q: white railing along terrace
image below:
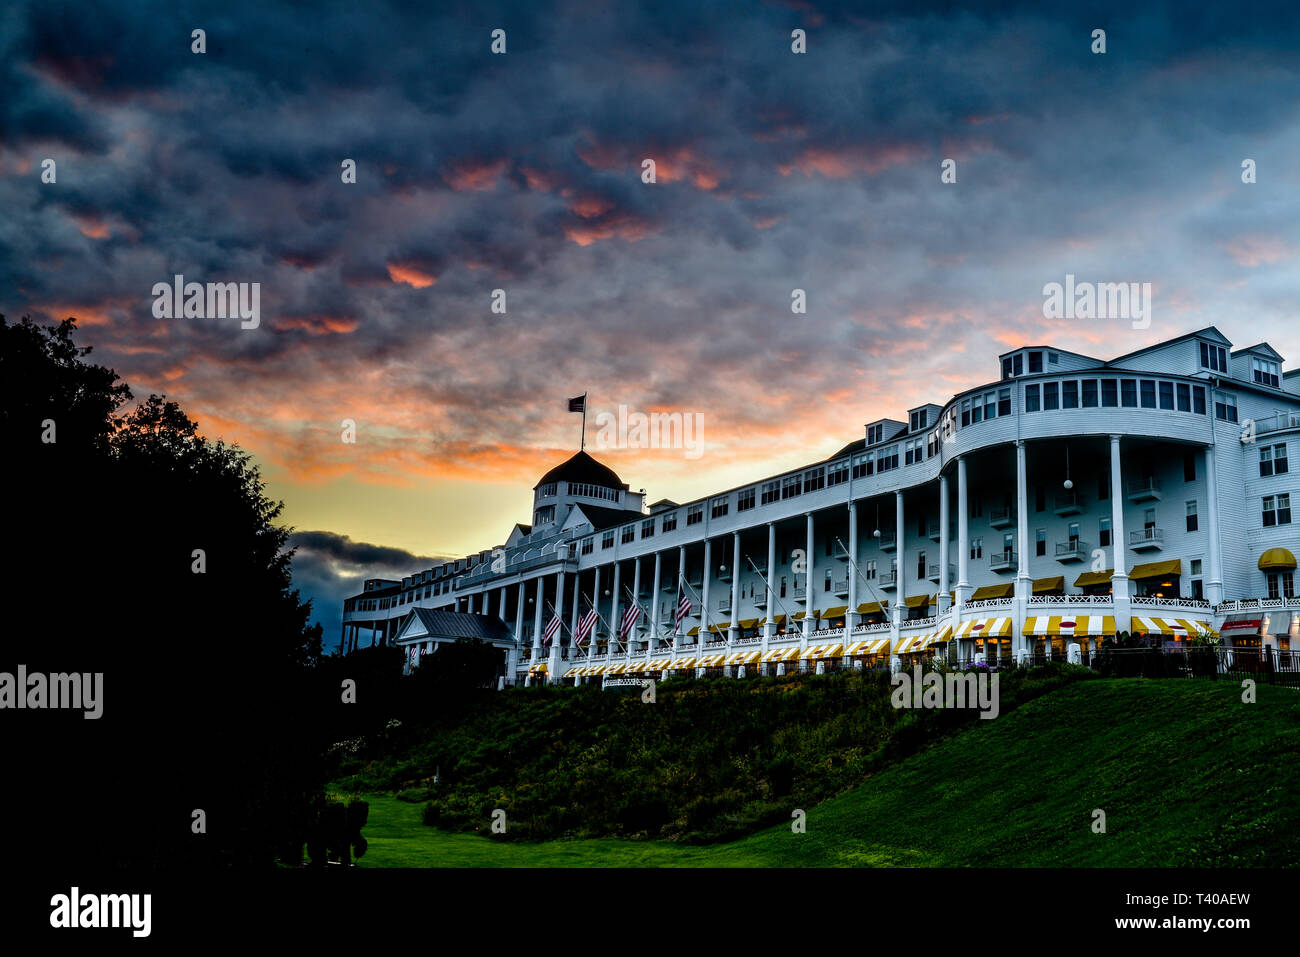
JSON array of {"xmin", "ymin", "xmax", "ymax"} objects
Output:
[
  {"xmin": 1132, "ymin": 597, "xmax": 1212, "ymax": 609},
  {"xmin": 1216, "ymin": 596, "xmax": 1300, "ymax": 612},
  {"xmin": 852, "ymin": 622, "xmax": 891, "ymax": 634},
  {"xmin": 964, "ymin": 597, "xmax": 1014, "ymax": 610},
  {"xmin": 1028, "ymin": 594, "xmax": 1112, "ymax": 605}
]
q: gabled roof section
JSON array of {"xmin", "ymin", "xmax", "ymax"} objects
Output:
[
  {"xmin": 396, "ymin": 608, "xmax": 513, "ymax": 644},
  {"xmin": 504, "ymin": 523, "xmax": 531, "ymax": 548},
  {"xmin": 1231, "ymin": 342, "xmax": 1284, "ymax": 361},
  {"xmin": 1106, "ymin": 325, "xmax": 1232, "ymax": 366},
  {"xmin": 569, "ymin": 503, "xmax": 648, "ymax": 532},
  {"xmin": 534, "ymin": 450, "xmax": 628, "ymax": 491}
]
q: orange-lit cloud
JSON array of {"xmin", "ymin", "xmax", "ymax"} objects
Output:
[{"xmin": 386, "ymin": 262, "xmax": 437, "ymax": 288}]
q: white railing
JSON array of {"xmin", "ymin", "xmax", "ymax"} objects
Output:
[
  {"xmin": 1129, "ymin": 527, "xmax": 1164, "ymax": 545},
  {"xmin": 1132, "ymin": 597, "xmax": 1213, "ymax": 610},
  {"xmin": 1216, "ymin": 597, "xmax": 1300, "ymax": 612},
  {"xmin": 809, "ymin": 627, "xmax": 841, "ymax": 638},
  {"xmin": 963, "ymin": 597, "xmax": 1014, "ymax": 610},
  {"xmin": 1028, "ymin": 594, "xmax": 1112, "ymax": 605},
  {"xmin": 903, "ymin": 614, "xmax": 938, "ymax": 629},
  {"xmin": 852, "ymin": 622, "xmax": 891, "ymax": 634},
  {"xmin": 717, "ymin": 598, "xmax": 731, "ymax": 613},
  {"xmin": 732, "ymin": 636, "xmax": 763, "ymax": 646},
  {"xmin": 1255, "ymin": 411, "xmax": 1300, "ymax": 435}
]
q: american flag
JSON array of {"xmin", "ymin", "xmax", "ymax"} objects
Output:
[
  {"xmin": 674, "ymin": 594, "xmax": 691, "ymax": 634},
  {"xmin": 543, "ymin": 616, "xmax": 562, "ymax": 646},
  {"xmin": 574, "ymin": 609, "xmax": 598, "ymax": 645},
  {"xmin": 408, "ymin": 646, "xmax": 419, "ymax": 668},
  {"xmin": 619, "ymin": 603, "xmax": 642, "ymax": 638}
]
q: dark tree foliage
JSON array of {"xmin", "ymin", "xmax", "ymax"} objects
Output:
[{"xmin": 0, "ymin": 315, "xmax": 325, "ymax": 868}]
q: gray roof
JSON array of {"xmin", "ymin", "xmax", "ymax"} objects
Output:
[{"xmin": 405, "ymin": 608, "xmax": 513, "ymax": 642}]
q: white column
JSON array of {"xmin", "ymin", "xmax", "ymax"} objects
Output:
[
  {"xmin": 1110, "ymin": 435, "xmax": 1132, "ymax": 635},
  {"xmin": 631, "ymin": 556, "xmax": 642, "ymax": 647},
  {"xmin": 610, "ymin": 561, "xmax": 622, "ymax": 653},
  {"xmin": 938, "ymin": 474, "xmax": 950, "ymax": 613},
  {"xmin": 514, "ymin": 581, "xmax": 526, "ymax": 644},
  {"xmin": 701, "ymin": 539, "xmax": 712, "ymax": 645},
  {"xmin": 498, "ymin": 587, "xmax": 507, "ymax": 620},
  {"xmin": 957, "ymin": 456, "xmax": 970, "ymax": 605},
  {"xmin": 677, "ymin": 545, "xmax": 686, "ymax": 647},
  {"xmin": 803, "ymin": 512, "xmax": 815, "ymax": 643},
  {"xmin": 570, "ymin": 573, "xmax": 580, "ymax": 638},
  {"xmin": 1204, "ymin": 444, "xmax": 1224, "ymax": 604},
  {"xmin": 846, "ymin": 502, "xmax": 859, "ymax": 636},
  {"xmin": 764, "ymin": 523, "xmax": 776, "ymax": 648},
  {"xmin": 730, "ymin": 532, "xmax": 741, "ymax": 644},
  {"xmin": 480, "ymin": 591, "xmax": 489, "ymax": 614},
  {"xmin": 893, "ymin": 490, "xmax": 905, "ymax": 630},
  {"xmin": 590, "ymin": 565, "xmax": 601, "ymax": 652},
  {"xmin": 532, "ymin": 576, "xmax": 544, "ymax": 654},
  {"xmin": 1014, "ymin": 440, "xmax": 1031, "ymax": 658},
  {"xmin": 550, "ymin": 570, "xmax": 566, "ymax": 679},
  {"xmin": 650, "ymin": 552, "xmax": 662, "ymax": 651}
]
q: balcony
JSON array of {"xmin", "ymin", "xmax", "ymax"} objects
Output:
[
  {"xmin": 716, "ymin": 567, "xmax": 732, "ymax": 583},
  {"xmin": 832, "ymin": 578, "xmax": 849, "ymax": 597},
  {"xmin": 1055, "ymin": 539, "xmax": 1089, "ymax": 563},
  {"xmin": 989, "ymin": 549, "xmax": 1016, "ymax": 573},
  {"xmin": 754, "ymin": 593, "xmax": 768, "ymax": 608},
  {"xmin": 927, "ymin": 562, "xmax": 956, "ymax": 583},
  {"xmin": 878, "ymin": 533, "xmax": 897, "ymax": 552},
  {"xmin": 927, "ymin": 520, "xmax": 941, "ymax": 542},
  {"xmin": 879, "ymin": 570, "xmax": 898, "ymax": 590},
  {"xmin": 1127, "ymin": 478, "xmax": 1162, "ymax": 503},
  {"xmin": 1053, "ymin": 491, "xmax": 1083, "ymax": 516},
  {"xmin": 989, "ymin": 507, "xmax": 1015, "ymax": 529},
  {"xmin": 1129, "ymin": 526, "xmax": 1164, "ymax": 552},
  {"xmin": 1255, "ymin": 410, "xmax": 1300, "ymax": 436},
  {"xmin": 717, "ymin": 596, "xmax": 732, "ymax": 615}
]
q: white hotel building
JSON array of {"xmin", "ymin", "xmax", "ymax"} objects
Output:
[{"xmin": 341, "ymin": 326, "xmax": 1300, "ymax": 682}]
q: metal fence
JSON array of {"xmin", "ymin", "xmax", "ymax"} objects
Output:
[{"xmin": 940, "ymin": 646, "xmax": 1300, "ymax": 686}]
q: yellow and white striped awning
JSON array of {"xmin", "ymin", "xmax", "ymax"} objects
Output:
[
  {"xmin": 666, "ymin": 657, "xmax": 697, "ymax": 670},
  {"xmin": 895, "ymin": 634, "xmax": 936, "ymax": 654},
  {"xmin": 566, "ymin": 665, "xmax": 587, "ymax": 677},
  {"xmin": 845, "ymin": 637, "xmax": 891, "ymax": 656},
  {"xmin": 1134, "ymin": 616, "xmax": 1215, "ymax": 638},
  {"xmin": 697, "ymin": 653, "xmax": 727, "ymax": 667},
  {"xmin": 1186, "ymin": 619, "xmax": 1220, "ymax": 639},
  {"xmin": 761, "ymin": 646, "xmax": 801, "ymax": 663},
  {"xmin": 800, "ymin": 642, "xmax": 843, "ymax": 660},
  {"xmin": 1023, "ymin": 615, "xmax": 1117, "ymax": 637},
  {"xmin": 528, "ymin": 663, "xmax": 548, "ymax": 675},
  {"xmin": 930, "ymin": 625, "xmax": 953, "ymax": 644},
  {"xmin": 953, "ymin": 617, "xmax": 1013, "ymax": 640},
  {"xmin": 647, "ymin": 658, "xmax": 672, "ymax": 670},
  {"xmin": 725, "ymin": 650, "xmax": 762, "ymax": 666},
  {"xmin": 606, "ymin": 662, "xmax": 630, "ymax": 674},
  {"xmin": 627, "ymin": 660, "xmax": 650, "ymax": 673}
]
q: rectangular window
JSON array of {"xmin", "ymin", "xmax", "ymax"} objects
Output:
[
  {"xmin": 1192, "ymin": 386, "xmax": 1207, "ymax": 415},
  {"xmin": 984, "ymin": 391, "xmax": 997, "ymax": 420},
  {"xmin": 851, "ymin": 454, "xmax": 871, "ymax": 480},
  {"xmin": 710, "ymin": 496, "xmax": 729, "ymax": 519},
  {"xmin": 1253, "ymin": 357, "xmax": 1281, "ymax": 388},
  {"xmin": 622, "ymin": 525, "xmax": 636, "ymax": 544},
  {"xmin": 1043, "ymin": 382, "xmax": 1059, "ymax": 410},
  {"xmin": 1158, "ymin": 381, "xmax": 1175, "ymax": 410},
  {"xmin": 961, "ymin": 398, "xmax": 971, "ymax": 428},
  {"xmin": 662, "ymin": 512, "xmax": 677, "ymax": 532},
  {"xmin": 761, "ymin": 481, "xmax": 780, "ymax": 505},
  {"xmin": 1002, "ymin": 356, "xmax": 1013, "ymax": 379},
  {"xmin": 1101, "ymin": 379, "xmax": 1119, "ymax": 407},
  {"xmin": 1081, "ymin": 379, "xmax": 1098, "ymax": 408},
  {"xmin": 1099, "ymin": 517, "xmax": 1111, "ymax": 548},
  {"xmin": 736, "ymin": 488, "xmax": 756, "ymax": 512},
  {"xmin": 1263, "ymin": 495, "xmax": 1292, "ymax": 526},
  {"xmin": 1121, "ymin": 379, "xmax": 1138, "ymax": 407},
  {"xmin": 804, "ymin": 467, "xmax": 826, "ymax": 492},
  {"xmin": 602, "ymin": 531, "xmax": 615, "ymax": 549},
  {"xmin": 1215, "ymin": 393, "xmax": 1237, "ymax": 422},
  {"xmin": 1025, "ymin": 384, "xmax": 1040, "ymax": 412},
  {"xmin": 781, "ymin": 475, "xmax": 802, "ymax": 499},
  {"xmin": 1140, "ymin": 380, "xmax": 1157, "ymax": 408},
  {"xmin": 581, "ymin": 537, "xmax": 594, "ymax": 555},
  {"xmin": 971, "ymin": 398, "xmax": 983, "ymax": 424},
  {"xmin": 970, "ymin": 537, "xmax": 983, "ymax": 560},
  {"xmin": 1261, "ymin": 443, "xmax": 1288, "ymax": 477},
  {"xmin": 1200, "ymin": 342, "xmax": 1227, "ymax": 372},
  {"xmin": 877, "ymin": 446, "xmax": 899, "ymax": 472},
  {"xmin": 998, "ymin": 388, "xmax": 1011, "ymax": 416},
  {"xmin": 1062, "ymin": 380, "xmax": 1078, "ymax": 409},
  {"xmin": 1036, "ymin": 528, "xmax": 1046, "ymax": 557},
  {"xmin": 1185, "ymin": 500, "xmax": 1198, "ymax": 532},
  {"xmin": 686, "ymin": 505, "xmax": 704, "ymax": 526},
  {"xmin": 1175, "ymin": 382, "xmax": 1190, "ymax": 412},
  {"xmin": 1013, "ymin": 354, "xmax": 1023, "ymax": 376},
  {"xmin": 1028, "ymin": 351, "xmax": 1043, "ymax": 373},
  {"xmin": 826, "ymin": 463, "xmax": 848, "ymax": 487}
]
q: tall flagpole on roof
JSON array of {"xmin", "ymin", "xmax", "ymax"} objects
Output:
[{"xmin": 582, "ymin": 393, "xmax": 588, "ymax": 451}]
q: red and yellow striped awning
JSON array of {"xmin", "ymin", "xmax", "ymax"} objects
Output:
[
  {"xmin": 953, "ymin": 617, "xmax": 1013, "ymax": 639},
  {"xmin": 845, "ymin": 637, "xmax": 891, "ymax": 656}
]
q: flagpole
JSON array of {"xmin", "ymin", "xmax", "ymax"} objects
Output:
[{"xmin": 581, "ymin": 393, "xmax": 587, "ymax": 451}]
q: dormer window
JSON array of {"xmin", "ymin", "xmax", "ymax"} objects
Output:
[
  {"xmin": 909, "ymin": 409, "xmax": 928, "ymax": 431},
  {"xmin": 1028, "ymin": 351, "xmax": 1043, "ymax": 373},
  {"xmin": 1199, "ymin": 341, "xmax": 1228, "ymax": 373},
  {"xmin": 534, "ymin": 505, "xmax": 555, "ymax": 525},
  {"xmin": 1252, "ymin": 357, "xmax": 1281, "ymax": 388},
  {"xmin": 867, "ymin": 423, "xmax": 884, "ymax": 445}
]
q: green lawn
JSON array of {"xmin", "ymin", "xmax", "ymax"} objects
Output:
[{"xmin": 344, "ymin": 679, "xmax": 1300, "ymax": 867}]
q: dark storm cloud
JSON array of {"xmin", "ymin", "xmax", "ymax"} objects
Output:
[{"xmin": 4, "ymin": 0, "xmax": 1300, "ymax": 624}]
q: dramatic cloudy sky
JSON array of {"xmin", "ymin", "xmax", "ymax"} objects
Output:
[{"xmin": 4, "ymin": 0, "xmax": 1300, "ymax": 633}]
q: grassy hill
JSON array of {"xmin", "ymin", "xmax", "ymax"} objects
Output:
[{"xmin": 342, "ymin": 679, "xmax": 1300, "ymax": 867}]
